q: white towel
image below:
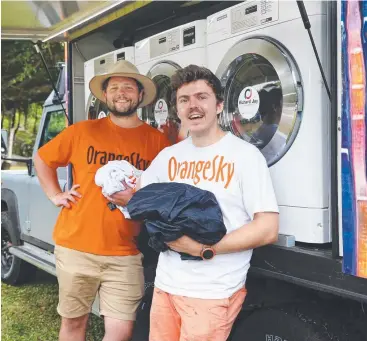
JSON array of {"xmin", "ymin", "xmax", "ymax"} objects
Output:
[{"xmin": 95, "ymin": 160, "xmax": 143, "ymax": 218}]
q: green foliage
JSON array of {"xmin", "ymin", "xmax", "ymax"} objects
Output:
[
  {"xmin": 1, "ymin": 271, "xmax": 105, "ymax": 341},
  {"xmin": 2, "ymin": 102, "xmax": 43, "ymax": 157},
  {"xmin": 13, "ymin": 125, "xmax": 39, "ymax": 156},
  {"xmin": 1, "ymin": 40, "xmax": 64, "ymax": 157},
  {"xmin": 41, "ymin": 110, "xmax": 67, "ymax": 147},
  {"xmin": 47, "ymin": 110, "xmax": 67, "ymax": 135},
  {"xmin": 2, "ymin": 40, "xmax": 64, "ymax": 104}
]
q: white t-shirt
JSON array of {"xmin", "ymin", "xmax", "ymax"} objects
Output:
[{"xmin": 140, "ymin": 133, "xmax": 279, "ymax": 299}]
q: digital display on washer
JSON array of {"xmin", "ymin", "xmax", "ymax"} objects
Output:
[
  {"xmin": 245, "ymin": 5, "xmax": 257, "ymax": 15},
  {"xmin": 183, "ymin": 26, "xmax": 196, "ymax": 46},
  {"xmin": 217, "ymin": 14, "xmax": 228, "ymax": 21},
  {"xmin": 116, "ymin": 52, "xmax": 125, "ymax": 61}
]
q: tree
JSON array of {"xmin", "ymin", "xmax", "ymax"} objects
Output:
[{"xmin": 1, "ymin": 40, "xmax": 64, "ymax": 157}]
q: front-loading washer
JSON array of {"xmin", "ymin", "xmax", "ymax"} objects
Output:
[
  {"xmin": 207, "ymin": 1, "xmax": 330, "ymax": 243},
  {"xmin": 84, "ymin": 46, "xmax": 135, "ymax": 120},
  {"xmin": 135, "ymin": 20, "xmax": 207, "ymax": 144}
]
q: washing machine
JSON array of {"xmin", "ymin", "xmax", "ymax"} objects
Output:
[
  {"xmin": 84, "ymin": 46, "xmax": 135, "ymax": 120},
  {"xmin": 207, "ymin": 1, "xmax": 330, "ymax": 243},
  {"xmin": 135, "ymin": 20, "xmax": 207, "ymax": 144}
]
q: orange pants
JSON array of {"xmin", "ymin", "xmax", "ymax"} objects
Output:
[{"xmin": 149, "ymin": 287, "xmax": 247, "ymax": 341}]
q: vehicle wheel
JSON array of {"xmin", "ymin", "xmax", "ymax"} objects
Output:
[
  {"xmin": 230, "ymin": 307, "xmax": 326, "ymax": 341},
  {"xmin": 1, "ymin": 161, "xmax": 11, "ymax": 170},
  {"xmin": 1, "ymin": 212, "xmax": 35, "ymax": 285}
]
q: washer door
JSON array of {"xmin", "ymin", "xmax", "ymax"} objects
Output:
[
  {"xmin": 217, "ymin": 37, "xmax": 303, "ymax": 166},
  {"xmin": 143, "ymin": 61, "xmax": 186, "ymax": 144},
  {"xmin": 86, "ymin": 94, "xmax": 109, "ymax": 120}
]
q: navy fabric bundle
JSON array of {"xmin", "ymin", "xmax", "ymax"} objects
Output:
[{"xmin": 126, "ymin": 182, "xmax": 226, "ymax": 260}]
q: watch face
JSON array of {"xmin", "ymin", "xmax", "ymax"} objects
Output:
[{"xmin": 202, "ymin": 248, "xmax": 214, "ymax": 260}]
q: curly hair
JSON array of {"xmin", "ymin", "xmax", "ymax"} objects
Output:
[{"xmin": 170, "ymin": 65, "xmax": 223, "ymax": 111}]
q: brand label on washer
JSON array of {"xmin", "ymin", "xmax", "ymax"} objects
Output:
[
  {"xmin": 238, "ymin": 87, "xmax": 260, "ymax": 120},
  {"xmin": 183, "ymin": 26, "xmax": 195, "ymax": 46},
  {"xmin": 154, "ymin": 99, "xmax": 168, "ymax": 123},
  {"xmin": 116, "ymin": 51, "xmax": 125, "ymax": 61}
]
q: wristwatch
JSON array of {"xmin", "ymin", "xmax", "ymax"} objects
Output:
[{"xmin": 200, "ymin": 245, "xmax": 216, "ymax": 260}]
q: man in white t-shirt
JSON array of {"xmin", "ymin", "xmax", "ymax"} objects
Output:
[{"xmin": 108, "ymin": 65, "xmax": 279, "ymax": 341}]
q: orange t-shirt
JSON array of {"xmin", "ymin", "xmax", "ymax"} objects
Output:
[{"xmin": 38, "ymin": 117, "xmax": 171, "ymax": 256}]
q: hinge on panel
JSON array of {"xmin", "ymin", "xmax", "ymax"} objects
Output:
[{"xmin": 25, "ymin": 220, "xmax": 31, "ymax": 232}]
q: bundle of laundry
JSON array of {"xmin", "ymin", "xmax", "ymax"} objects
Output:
[
  {"xmin": 126, "ymin": 182, "xmax": 227, "ymax": 260},
  {"xmin": 95, "ymin": 160, "xmax": 143, "ymax": 217}
]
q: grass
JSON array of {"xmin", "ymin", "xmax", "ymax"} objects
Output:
[{"xmin": 1, "ymin": 270, "xmax": 105, "ymax": 341}]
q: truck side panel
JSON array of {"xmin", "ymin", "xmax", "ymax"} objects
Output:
[{"xmin": 340, "ymin": 0, "xmax": 367, "ymax": 279}]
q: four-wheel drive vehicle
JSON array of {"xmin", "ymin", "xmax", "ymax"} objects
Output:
[{"xmin": 2, "ymin": 72, "xmax": 67, "ymax": 283}]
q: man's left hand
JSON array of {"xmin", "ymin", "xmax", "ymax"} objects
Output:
[{"xmin": 167, "ymin": 236, "xmax": 202, "ymax": 257}]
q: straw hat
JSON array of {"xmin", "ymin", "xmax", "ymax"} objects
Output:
[{"xmin": 89, "ymin": 60, "xmax": 157, "ymax": 108}]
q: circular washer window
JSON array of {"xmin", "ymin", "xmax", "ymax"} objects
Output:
[
  {"xmin": 86, "ymin": 95, "xmax": 109, "ymax": 120},
  {"xmin": 217, "ymin": 37, "xmax": 303, "ymax": 166},
  {"xmin": 144, "ymin": 61, "xmax": 187, "ymax": 144}
]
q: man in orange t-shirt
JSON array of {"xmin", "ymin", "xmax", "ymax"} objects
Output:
[{"xmin": 34, "ymin": 60, "xmax": 170, "ymax": 341}]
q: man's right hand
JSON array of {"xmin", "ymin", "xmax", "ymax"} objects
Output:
[{"xmin": 50, "ymin": 184, "xmax": 82, "ymax": 209}]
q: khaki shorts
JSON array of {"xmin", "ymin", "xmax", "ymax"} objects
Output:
[{"xmin": 54, "ymin": 245, "xmax": 144, "ymax": 320}]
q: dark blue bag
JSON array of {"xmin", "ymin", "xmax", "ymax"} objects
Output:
[{"xmin": 126, "ymin": 182, "xmax": 226, "ymax": 260}]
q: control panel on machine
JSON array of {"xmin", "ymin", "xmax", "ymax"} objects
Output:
[
  {"xmin": 150, "ymin": 25, "xmax": 197, "ymax": 58},
  {"xmin": 231, "ymin": 0, "xmax": 279, "ymax": 34}
]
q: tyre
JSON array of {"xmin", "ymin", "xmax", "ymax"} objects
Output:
[
  {"xmin": 1, "ymin": 211, "xmax": 35, "ymax": 285},
  {"xmin": 230, "ymin": 308, "xmax": 326, "ymax": 341}
]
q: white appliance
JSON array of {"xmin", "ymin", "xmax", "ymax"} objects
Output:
[
  {"xmin": 84, "ymin": 46, "xmax": 135, "ymax": 120},
  {"xmin": 207, "ymin": 1, "xmax": 330, "ymax": 243},
  {"xmin": 135, "ymin": 20, "xmax": 207, "ymax": 143}
]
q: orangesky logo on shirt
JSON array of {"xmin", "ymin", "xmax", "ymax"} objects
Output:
[
  {"xmin": 168, "ymin": 156, "xmax": 234, "ymax": 189},
  {"xmin": 86, "ymin": 146, "xmax": 151, "ymax": 170}
]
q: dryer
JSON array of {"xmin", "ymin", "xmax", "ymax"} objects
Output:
[
  {"xmin": 84, "ymin": 46, "xmax": 135, "ymax": 120},
  {"xmin": 135, "ymin": 20, "xmax": 207, "ymax": 144},
  {"xmin": 207, "ymin": 1, "xmax": 330, "ymax": 243}
]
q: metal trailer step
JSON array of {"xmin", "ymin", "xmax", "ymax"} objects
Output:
[{"xmin": 9, "ymin": 242, "xmax": 57, "ymax": 276}]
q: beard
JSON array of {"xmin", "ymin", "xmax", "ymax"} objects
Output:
[{"xmin": 107, "ymin": 97, "xmax": 141, "ymax": 117}]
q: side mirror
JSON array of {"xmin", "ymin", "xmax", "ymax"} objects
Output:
[{"xmin": 1, "ymin": 157, "xmax": 33, "ymax": 176}]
